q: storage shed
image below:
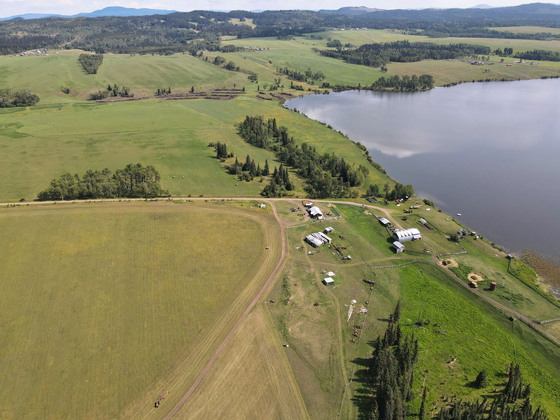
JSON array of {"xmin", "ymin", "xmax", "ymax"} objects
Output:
[
  {"xmin": 392, "ymin": 228, "xmax": 422, "ymax": 243},
  {"xmin": 392, "ymin": 241, "xmax": 405, "ymax": 253},
  {"xmin": 324, "ymin": 227, "xmax": 334, "ymax": 234},
  {"xmin": 379, "ymin": 217, "xmax": 390, "ymax": 226},
  {"xmin": 322, "ymin": 277, "xmax": 334, "ymax": 285}
]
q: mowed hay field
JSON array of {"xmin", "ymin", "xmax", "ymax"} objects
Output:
[
  {"xmin": 177, "ymin": 305, "xmax": 308, "ymax": 419},
  {"xmin": 0, "ymin": 201, "xmax": 282, "ymax": 419}
]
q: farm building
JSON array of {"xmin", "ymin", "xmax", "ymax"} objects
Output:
[
  {"xmin": 305, "ymin": 232, "xmax": 332, "ymax": 247},
  {"xmin": 324, "ymin": 227, "xmax": 334, "ymax": 234},
  {"xmin": 379, "ymin": 217, "xmax": 390, "ymax": 226},
  {"xmin": 392, "ymin": 241, "xmax": 405, "ymax": 253},
  {"xmin": 302, "ymin": 200, "xmax": 314, "ymax": 207},
  {"xmin": 322, "ymin": 277, "xmax": 334, "ymax": 285},
  {"xmin": 392, "ymin": 228, "xmax": 422, "ymax": 243},
  {"xmin": 308, "ymin": 206, "xmax": 324, "ymax": 220}
]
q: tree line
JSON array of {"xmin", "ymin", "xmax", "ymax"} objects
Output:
[
  {"xmin": 3, "ymin": 5, "xmax": 560, "ymax": 55},
  {"xmin": 277, "ymin": 66, "xmax": 325, "ymax": 83},
  {"xmin": 37, "ymin": 163, "xmax": 167, "ymax": 200},
  {"xmin": 89, "ymin": 84, "xmax": 133, "ymax": 100},
  {"xmin": 237, "ymin": 116, "xmax": 370, "ymax": 198},
  {"xmin": 0, "ymin": 89, "xmax": 39, "ymax": 107},
  {"xmin": 435, "ymin": 363, "xmax": 547, "ymax": 419},
  {"xmin": 319, "ymin": 41, "xmax": 491, "ymax": 68},
  {"xmin": 372, "ymin": 74, "xmax": 434, "ymax": 91},
  {"xmin": 78, "ymin": 53, "xmax": 103, "ymax": 74}
]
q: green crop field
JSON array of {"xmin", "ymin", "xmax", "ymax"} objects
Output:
[
  {"xmin": 0, "ymin": 201, "xmax": 281, "ymax": 418},
  {"xmin": 490, "ymin": 26, "xmax": 560, "ymax": 35}
]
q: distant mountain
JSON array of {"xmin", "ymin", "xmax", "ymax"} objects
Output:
[
  {"xmin": 74, "ymin": 6, "xmax": 177, "ymax": 18},
  {"xmin": 0, "ymin": 6, "xmax": 177, "ymax": 21},
  {"xmin": 320, "ymin": 6, "xmax": 383, "ymax": 14},
  {"xmin": 470, "ymin": 4, "xmax": 494, "ymax": 8}
]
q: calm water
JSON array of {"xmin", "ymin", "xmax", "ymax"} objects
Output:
[{"xmin": 285, "ymin": 79, "xmax": 560, "ymax": 260}]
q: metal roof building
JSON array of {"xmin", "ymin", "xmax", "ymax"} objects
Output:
[
  {"xmin": 322, "ymin": 277, "xmax": 334, "ymax": 285},
  {"xmin": 308, "ymin": 206, "xmax": 324, "ymax": 219},
  {"xmin": 305, "ymin": 232, "xmax": 332, "ymax": 247},
  {"xmin": 392, "ymin": 228, "xmax": 422, "ymax": 243},
  {"xmin": 379, "ymin": 217, "xmax": 390, "ymax": 226},
  {"xmin": 392, "ymin": 241, "xmax": 405, "ymax": 253}
]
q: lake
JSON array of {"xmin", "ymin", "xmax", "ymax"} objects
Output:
[{"xmin": 285, "ymin": 79, "xmax": 560, "ymax": 260}]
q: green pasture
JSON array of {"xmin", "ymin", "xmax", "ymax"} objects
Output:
[
  {"xmin": 490, "ymin": 26, "xmax": 560, "ymax": 35},
  {"xmin": 0, "ymin": 50, "xmax": 246, "ymax": 103},
  {"xmin": 219, "ymin": 37, "xmax": 385, "ymax": 87},
  {"xmin": 0, "ymin": 201, "xmax": 275, "ymax": 418},
  {"xmin": 0, "ymin": 94, "xmax": 389, "ymax": 202}
]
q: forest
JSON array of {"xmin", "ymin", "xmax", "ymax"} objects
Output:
[
  {"xmin": 319, "ymin": 41, "xmax": 491, "ymax": 68},
  {"xmin": 0, "ymin": 89, "xmax": 39, "ymax": 107},
  {"xmin": 237, "ymin": 116, "xmax": 369, "ymax": 198},
  {"xmin": 37, "ymin": 164, "xmax": 168, "ymax": 200},
  {"xmin": 1, "ymin": 4, "xmax": 560, "ymax": 54}
]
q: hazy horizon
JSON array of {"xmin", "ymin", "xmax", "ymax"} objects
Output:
[{"xmin": 2, "ymin": 0, "xmax": 559, "ymax": 20}]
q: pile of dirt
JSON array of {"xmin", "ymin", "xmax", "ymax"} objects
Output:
[{"xmin": 440, "ymin": 259, "xmax": 458, "ymax": 268}]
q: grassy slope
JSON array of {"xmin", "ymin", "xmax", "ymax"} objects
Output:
[
  {"xmin": 0, "ymin": 94, "xmax": 389, "ymax": 201},
  {"xmin": 0, "ymin": 50, "xmax": 247, "ymax": 103},
  {"xmin": 0, "ymin": 201, "xmax": 281, "ymax": 418},
  {"xmin": 269, "ymin": 204, "xmax": 560, "ymax": 419}
]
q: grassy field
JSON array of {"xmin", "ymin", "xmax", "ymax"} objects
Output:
[
  {"xmin": 0, "ymin": 201, "xmax": 281, "ymax": 418},
  {"xmin": 490, "ymin": 26, "xmax": 560, "ymax": 35},
  {"xmin": 177, "ymin": 305, "xmax": 308, "ymax": 419},
  {"xmin": 0, "ymin": 50, "xmax": 247, "ymax": 103},
  {"xmin": 0, "ymin": 94, "xmax": 390, "ymax": 202}
]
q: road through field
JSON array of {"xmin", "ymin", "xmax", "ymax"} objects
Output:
[{"xmin": 163, "ymin": 201, "xmax": 288, "ymax": 418}]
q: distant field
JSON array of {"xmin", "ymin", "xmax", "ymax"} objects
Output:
[
  {"xmin": 0, "ymin": 50, "xmax": 246, "ymax": 103},
  {"xmin": 310, "ymin": 29, "xmax": 560, "ymax": 52},
  {"xmin": 0, "ymin": 201, "xmax": 281, "ymax": 418},
  {"xmin": 490, "ymin": 26, "xmax": 560, "ymax": 35}
]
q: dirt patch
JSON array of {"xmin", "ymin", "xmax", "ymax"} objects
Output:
[
  {"xmin": 440, "ymin": 259, "xmax": 458, "ymax": 268},
  {"xmin": 364, "ymin": 210, "xmax": 372, "ymax": 215},
  {"xmin": 468, "ymin": 273, "xmax": 484, "ymax": 283}
]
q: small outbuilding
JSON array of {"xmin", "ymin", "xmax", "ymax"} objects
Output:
[
  {"xmin": 392, "ymin": 241, "xmax": 405, "ymax": 253},
  {"xmin": 324, "ymin": 227, "xmax": 334, "ymax": 234},
  {"xmin": 302, "ymin": 200, "xmax": 314, "ymax": 207},
  {"xmin": 379, "ymin": 217, "xmax": 390, "ymax": 226},
  {"xmin": 322, "ymin": 277, "xmax": 335, "ymax": 285},
  {"xmin": 305, "ymin": 232, "xmax": 332, "ymax": 247}
]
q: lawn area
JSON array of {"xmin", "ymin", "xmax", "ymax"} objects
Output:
[{"xmin": 0, "ymin": 201, "xmax": 281, "ymax": 419}]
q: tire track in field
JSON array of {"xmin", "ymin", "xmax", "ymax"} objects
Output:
[{"xmin": 163, "ymin": 201, "xmax": 287, "ymax": 418}]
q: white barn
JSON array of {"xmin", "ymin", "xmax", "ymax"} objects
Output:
[
  {"xmin": 308, "ymin": 206, "xmax": 324, "ymax": 220},
  {"xmin": 322, "ymin": 277, "xmax": 334, "ymax": 285},
  {"xmin": 392, "ymin": 228, "xmax": 422, "ymax": 243}
]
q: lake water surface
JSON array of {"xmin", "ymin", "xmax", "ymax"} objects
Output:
[{"xmin": 285, "ymin": 79, "xmax": 560, "ymax": 260}]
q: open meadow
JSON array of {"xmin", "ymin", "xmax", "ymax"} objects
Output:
[{"xmin": 0, "ymin": 200, "xmax": 282, "ymax": 418}]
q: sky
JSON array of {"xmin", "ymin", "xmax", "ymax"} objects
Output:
[{"xmin": 1, "ymin": 0, "xmax": 557, "ymax": 18}]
